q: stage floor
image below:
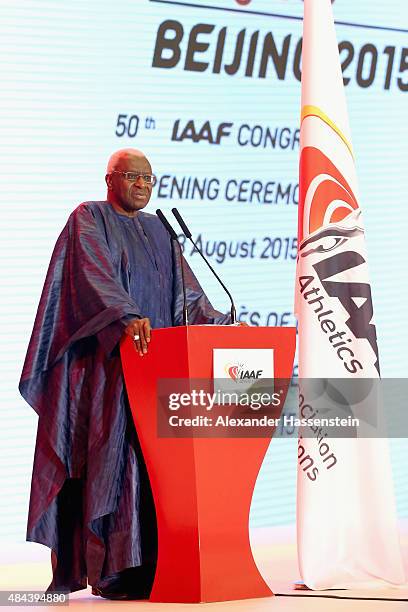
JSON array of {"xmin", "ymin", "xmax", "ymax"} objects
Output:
[{"xmin": 1, "ymin": 523, "xmax": 407, "ymax": 611}]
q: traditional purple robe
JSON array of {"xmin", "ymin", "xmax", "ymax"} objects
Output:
[{"xmin": 19, "ymin": 201, "xmax": 230, "ymax": 593}]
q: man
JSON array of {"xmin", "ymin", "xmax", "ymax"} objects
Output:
[{"xmin": 19, "ymin": 148, "xmax": 231, "ymax": 599}]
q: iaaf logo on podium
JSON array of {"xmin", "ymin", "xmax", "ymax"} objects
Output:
[
  {"xmin": 226, "ymin": 363, "xmax": 263, "ymax": 381},
  {"xmin": 213, "ymin": 348, "xmax": 274, "ymax": 389}
]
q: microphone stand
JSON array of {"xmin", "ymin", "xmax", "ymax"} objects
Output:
[
  {"xmin": 156, "ymin": 209, "xmax": 189, "ymax": 326},
  {"xmin": 171, "ymin": 208, "xmax": 237, "ymax": 324}
]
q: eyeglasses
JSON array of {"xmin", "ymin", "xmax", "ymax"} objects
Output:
[{"xmin": 110, "ymin": 171, "xmax": 157, "ymax": 186}]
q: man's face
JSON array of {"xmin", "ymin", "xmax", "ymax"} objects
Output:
[{"xmin": 108, "ymin": 154, "xmax": 154, "ymax": 213}]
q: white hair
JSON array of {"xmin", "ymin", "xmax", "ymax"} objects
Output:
[{"xmin": 106, "ymin": 148, "xmax": 147, "ymax": 174}]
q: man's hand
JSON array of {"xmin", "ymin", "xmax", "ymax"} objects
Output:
[{"xmin": 124, "ymin": 317, "xmax": 151, "ymax": 356}]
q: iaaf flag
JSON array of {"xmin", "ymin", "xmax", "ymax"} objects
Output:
[{"xmin": 295, "ymin": 0, "xmax": 406, "ymax": 589}]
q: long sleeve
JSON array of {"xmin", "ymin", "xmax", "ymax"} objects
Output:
[
  {"xmin": 96, "ymin": 315, "xmax": 141, "ymax": 356},
  {"xmin": 19, "ymin": 204, "xmax": 150, "ymax": 592},
  {"xmin": 19, "ymin": 204, "xmax": 142, "ymax": 410}
]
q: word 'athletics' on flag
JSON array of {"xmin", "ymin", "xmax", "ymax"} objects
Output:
[{"xmin": 295, "ymin": 0, "xmax": 406, "ymax": 590}]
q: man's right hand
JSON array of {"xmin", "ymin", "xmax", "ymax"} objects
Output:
[{"xmin": 124, "ymin": 318, "xmax": 151, "ymax": 356}]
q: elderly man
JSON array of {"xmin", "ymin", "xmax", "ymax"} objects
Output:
[{"xmin": 19, "ymin": 149, "xmax": 231, "ymax": 599}]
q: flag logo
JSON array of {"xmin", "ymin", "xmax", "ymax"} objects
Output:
[{"xmin": 299, "ymin": 146, "xmax": 359, "ymax": 243}]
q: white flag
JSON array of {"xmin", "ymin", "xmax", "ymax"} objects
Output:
[{"xmin": 295, "ymin": 0, "xmax": 406, "ymax": 589}]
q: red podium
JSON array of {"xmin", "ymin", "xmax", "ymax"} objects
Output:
[{"xmin": 121, "ymin": 325, "xmax": 296, "ymax": 603}]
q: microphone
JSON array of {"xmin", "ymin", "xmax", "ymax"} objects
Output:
[
  {"xmin": 156, "ymin": 209, "xmax": 189, "ymax": 326},
  {"xmin": 171, "ymin": 208, "xmax": 237, "ymax": 324}
]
